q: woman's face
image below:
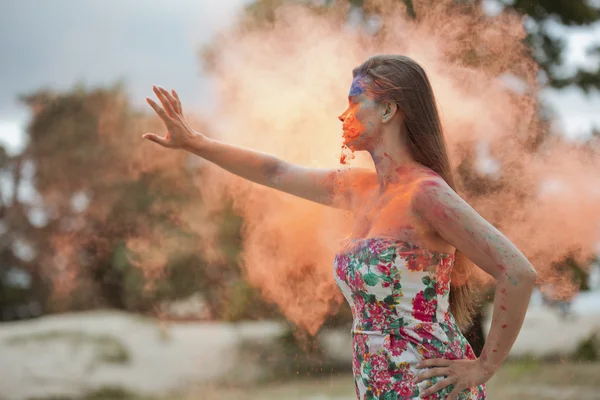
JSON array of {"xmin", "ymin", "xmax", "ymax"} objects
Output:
[{"xmin": 338, "ymin": 75, "xmax": 383, "ymax": 150}]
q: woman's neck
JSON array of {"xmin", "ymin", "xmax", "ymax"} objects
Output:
[{"xmin": 369, "ymin": 133, "xmax": 419, "ymax": 192}]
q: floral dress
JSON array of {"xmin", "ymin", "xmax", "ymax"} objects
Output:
[{"xmin": 333, "ymin": 237, "xmax": 487, "ymax": 400}]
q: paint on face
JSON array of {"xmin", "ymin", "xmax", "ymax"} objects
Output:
[
  {"xmin": 341, "ymin": 103, "xmax": 365, "ymax": 141},
  {"xmin": 338, "ymin": 75, "xmax": 372, "ymax": 158},
  {"xmin": 349, "ymin": 75, "xmax": 368, "ymax": 97}
]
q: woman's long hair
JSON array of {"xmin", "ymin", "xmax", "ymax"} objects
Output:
[{"xmin": 353, "ymin": 55, "xmax": 478, "ymax": 331}]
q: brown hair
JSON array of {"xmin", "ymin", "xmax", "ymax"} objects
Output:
[{"xmin": 353, "ymin": 54, "xmax": 478, "ymax": 331}]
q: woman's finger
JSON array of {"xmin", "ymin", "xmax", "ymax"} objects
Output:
[
  {"xmin": 414, "ymin": 367, "xmax": 450, "ymax": 383},
  {"xmin": 158, "ymin": 87, "xmax": 180, "ymax": 116},
  {"xmin": 146, "ymin": 97, "xmax": 173, "ymax": 125},
  {"xmin": 419, "ymin": 376, "xmax": 457, "ymax": 398},
  {"xmin": 417, "ymin": 358, "xmax": 452, "ymax": 369},
  {"xmin": 153, "ymin": 86, "xmax": 177, "ymax": 117},
  {"xmin": 142, "ymin": 133, "xmax": 171, "ymax": 148},
  {"xmin": 446, "ymin": 385, "xmax": 465, "ymax": 400},
  {"xmin": 171, "ymin": 89, "xmax": 182, "ymax": 114}
]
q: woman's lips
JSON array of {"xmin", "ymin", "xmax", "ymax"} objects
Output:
[
  {"xmin": 343, "ymin": 129, "xmax": 360, "ymax": 139},
  {"xmin": 343, "ymin": 127, "xmax": 361, "ymax": 138}
]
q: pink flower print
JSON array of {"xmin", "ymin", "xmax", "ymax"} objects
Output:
[
  {"xmin": 384, "ymin": 333, "xmax": 407, "ymax": 357},
  {"xmin": 368, "ymin": 239, "xmax": 389, "ymax": 255},
  {"xmin": 393, "ymin": 378, "xmax": 415, "ymax": 397},
  {"xmin": 335, "ymin": 255, "xmax": 348, "ymax": 280},
  {"xmin": 377, "ymin": 262, "xmax": 393, "ymax": 287},
  {"xmin": 370, "ymin": 352, "xmax": 392, "ymax": 395},
  {"xmin": 407, "ymin": 252, "xmax": 432, "ymax": 272},
  {"xmin": 444, "ymin": 339, "xmax": 463, "ymax": 359},
  {"xmin": 377, "ymin": 262, "xmax": 392, "ymax": 277},
  {"xmin": 435, "ymin": 258, "xmax": 452, "ymax": 295},
  {"xmin": 348, "ymin": 269, "xmax": 364, "ymax": 291},
  {"xmin": 412, "ymin": 291, "xmax": 437, "ymax": 322},
  {"xmin": 366, "ymin": 302, "xmax": 387, "ymax": 328},
  {"xmin": 464, "ymin": 345, "xmax": 476, "ymax": 360},
  {"xmin": 414, "ymin": 323, "xmax": 437, "ymax": 341}
]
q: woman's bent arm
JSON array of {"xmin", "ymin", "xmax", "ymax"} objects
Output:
[
  {"xmin": 412, "ymin": 176, "xmax": 537, "ymax": 398},
  {"xmin": 415, "ymin": 176, "xmax": 537, "ymax": 371}
]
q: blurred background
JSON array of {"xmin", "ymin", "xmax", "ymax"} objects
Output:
[{"xmin": 1, "ymin": 1, "xmax": 600, "ymax": 399}]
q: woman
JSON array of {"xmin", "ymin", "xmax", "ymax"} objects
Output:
[{"xmin": 143, "ymin": 55, "xmax": 537, "ymax": 400}]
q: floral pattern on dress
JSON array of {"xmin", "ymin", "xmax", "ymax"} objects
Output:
[{"xmin": 334, "ymin": 237, "xmax": 487, "ymax": 400}]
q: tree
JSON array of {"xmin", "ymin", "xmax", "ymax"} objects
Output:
[
  {"xmin": 0, "ymin": 83, "xmax": 281, "ymax": 321},
  {"xmin": 510, "ymin": 0, "xmax": 600, "ymax": 92}
]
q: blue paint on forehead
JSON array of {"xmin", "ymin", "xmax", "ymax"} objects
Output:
[{"xmin": 349, "ymin": 75, "xmax": 368, "ymax": 97}]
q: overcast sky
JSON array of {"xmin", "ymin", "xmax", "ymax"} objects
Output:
[
  {"xmin": 0, "ymin": 0, "xmax": 599, "ymax": 154},
  {"xmin": 0, "ymin": 0, "xmax": 251, "ymax": 154}
]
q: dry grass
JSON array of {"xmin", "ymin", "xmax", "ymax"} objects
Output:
[{"xmin": 193, "ymin": 361, "xmax": 600, "ymax": 400}]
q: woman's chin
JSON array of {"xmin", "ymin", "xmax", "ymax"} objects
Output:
[
  {"xmin": 343, "ymin": 134, "xmax": 360, "ymax": 145},
  {"xmin": 344, "ymin": 137, "xmax": 367, "ymax": 151}
]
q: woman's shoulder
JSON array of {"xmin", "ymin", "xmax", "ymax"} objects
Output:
[
  {"xmin": 408, "ymin": 169, "xmax": 460, "ymax": 214},
  {"xmin": 403, "ymin": 166, "xmax": 450, "ymax": 193}
]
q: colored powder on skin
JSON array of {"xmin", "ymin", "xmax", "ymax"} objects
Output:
[
  {"xmin": 349, "ymin": 75, "xmax": 367, "ymax": 97},
  {"xmin": 339, "ymin": 75, "xmax": 368, "ymax": 163}
]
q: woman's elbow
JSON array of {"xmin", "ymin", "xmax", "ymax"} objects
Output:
[{"xmin": 517, "ymin": 265, "xmax": 537, "ymax": 286}]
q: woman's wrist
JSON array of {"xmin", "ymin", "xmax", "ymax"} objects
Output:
[
  {"xmin": 477, "ymin": 349, "xmax": 503, "ymax": 375},
  {"xmin": 184, "ymin": 133, "xmax": 211, "ymax": 154}
]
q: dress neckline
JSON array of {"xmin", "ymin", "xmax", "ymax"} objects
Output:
[{"xmin": 346, "ymin": 236, "xmax": 455, "ymax": 258}]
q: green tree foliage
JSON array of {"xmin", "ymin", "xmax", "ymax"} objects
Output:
[
  {"xmin": 6, "ymin": 84, "xmax": 195, "ymax": 312},
  {"xmin": 510, "ymin": 0, "xmax": 600, "ymax": 92},
  {"xmin": 347, "ymin": 0, "xmax": 600, "ymax": 91}
]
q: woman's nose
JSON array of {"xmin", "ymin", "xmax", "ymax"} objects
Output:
[{"xmin": 338, "ymin": 112, "xmax": 345, "ymax": 122}]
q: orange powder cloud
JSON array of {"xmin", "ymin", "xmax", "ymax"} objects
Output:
[{"xmin": 164, "ymin": 0, "xmax": 600, "ymax": 332}]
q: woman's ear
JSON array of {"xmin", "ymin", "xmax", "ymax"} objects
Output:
[{"xmin": 382, "ymin": 102, "xmax": 398, "ymax": 122}]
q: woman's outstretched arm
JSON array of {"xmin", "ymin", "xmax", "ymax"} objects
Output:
[
  {"xmin": 412, "ymin": 176, "xmax": 537, "ymax": 399},
  {"xmin": 143, "ymin": 86, "xmax": 374, "ymax": 210}
]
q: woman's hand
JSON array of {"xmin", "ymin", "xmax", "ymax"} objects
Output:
[
  {"xmin": 414, "ymin": 358, "xmax": 494, "ymax": 399},
  {"xmin": 143, "ymin": 86, "xmax": 203, "ymax": 150}
]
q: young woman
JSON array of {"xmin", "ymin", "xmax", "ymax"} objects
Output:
[{"xmin": 143, "ymin": 55, "xmax": 537, "ymax": 400}]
